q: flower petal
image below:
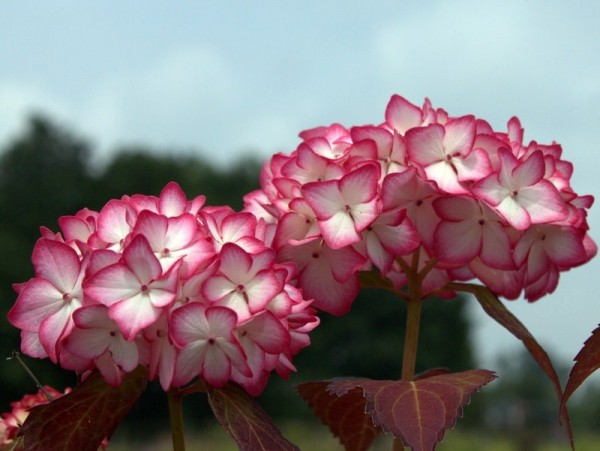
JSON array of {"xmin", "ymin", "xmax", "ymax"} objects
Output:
[
  {"xmin": 109, "ymin": 295, "xmax": 161, "ymax": 340},
  {"xmin": 159, "ymin": 182, "xmax": 188, "ymax": 217},
  {"xmin": 32, "ymin": 239, "xmax": 81, "ymax": 292},
  {"xmin": 123, "ymin": 235, "xmax": 163, "ymax": 284}
]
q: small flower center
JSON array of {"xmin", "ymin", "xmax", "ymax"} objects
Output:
[
  {"xmin": 141, "ymin": 285, "xmax": 150, "ymax": 294},
  {"xmin": 208, "ymin": 338, "xmax": 216, "ymax": 345}
]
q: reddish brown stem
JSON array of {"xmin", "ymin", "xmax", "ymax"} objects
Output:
[{"xmin": 167, "ymin": 388, "xmax": 186, "ymax": 451}]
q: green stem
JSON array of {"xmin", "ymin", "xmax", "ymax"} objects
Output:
[
  {"xmin": 401, "ymin": 295, "xmax": 423, "ymax": 381},
  {"xmin": 167, "ymin": 388, "xmax": 186, "ymax": 451},
  {"xmin": 393, "ymin": 252, "xmax": 426, "ymax": 450},
  {"xmin": 401, "ymin": 254, "xmax": 424, "ymax": 382},
  {"xmin": 9, "ymin": 350, "xmax": 54, "ymax": 401}
]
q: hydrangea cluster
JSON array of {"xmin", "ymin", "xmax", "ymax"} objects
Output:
[
  {"xmin": 8, "ymin": 182, "xmax": 319, "ymax": 395},
  {"xmin": 244, "ymin": 94, "xmax": 596, "ymax": 315}
]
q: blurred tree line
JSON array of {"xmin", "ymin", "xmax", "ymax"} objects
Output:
[
  {"xmin": 1, "ymin": 114, "xmax": 595, "ymax": 444},
  {"xmin": 472, "ymin": 348, "xmax": 600, "ymax": 450}
]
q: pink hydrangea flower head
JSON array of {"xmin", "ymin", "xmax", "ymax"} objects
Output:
[
  {"xmin": 245, "ymin": 94, "xmax": 596, "ymax": 311},
  {"xmin": 9, "ymin": 182, "xmax": 318, "ymax": 396}
]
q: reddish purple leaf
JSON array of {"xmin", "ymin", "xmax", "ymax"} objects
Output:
[
  {"xmin": 19, "ymin": 366, "xmax": 147, "ymax": 451},
  {"xmin": 369, "ymin": 382, "xmax": 444, "ymax": 451},
  {"xmin": 562, "ymin": 324, "xmax": 600, "ymax": 406},
  {"xmin": 454, "ymin": 284, "xmax": 563, "ymax": 396},
  {"xmin": 297, "ymin": 380, "xmax": 381, "ymax": 451},
  {"xmin": 207, "ymin": 382, "xmax": 300, "ymax": 451},
  {"xmin": 414, "ymin": 368, "xmax": 450, "ymax": 380},
  {"xmin": 299, "ymin": 370, "xmax": 495, "ymax": 451},
  {"xmin": 452, "ymin": 283, "xmax": 575, "ymax": 448}
]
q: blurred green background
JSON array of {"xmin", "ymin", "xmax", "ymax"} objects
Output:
[{"xmin": 1, "ymin": 115, "xmax": 598, "ymax": 450}]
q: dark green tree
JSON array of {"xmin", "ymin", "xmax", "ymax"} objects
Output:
[
  {"xmin": 0, "ymin": 115, "xmax": 93, "ymax": 286},
  {"xmin": 569, "ymin": 379, "xmax": 600, "ymax": 432},
  {"xmin": 93, "ymin": 149, "xmax": 260, "ymax": 210},
  {"xmin": 476, "ymin": 348, "xmax": 570, "ymax": 450},
  {"xmin": 0, "ymin": 115, "xmax": 96, "ymax": 408},
  {"xmin": 292, "ymin": 290, "xmax": 474, "ymax": 381},
  {"xmin": 0, "ymin": 115, "xmax": 93, "ymax": 236}
]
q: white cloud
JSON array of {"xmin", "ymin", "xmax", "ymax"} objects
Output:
[
  {"xmin": 372, "ymin": 0, "xmax": 600, "ymax": 132},
  {"xmin": 0, "ymin": 82, "xmax": 74, "ymax": 146},
  {"xmin": 80, "ymin": 46, "xmax": 239, "ymax": 161},
  {"xmin": 374, "ymin": 1, "xmax": 530, "ymax": 98},
  {"xmin": 0, "ymin": 46, "xmax": 240, "ymax": 163},
  {"xmin": 233, "ymin": 111, "xmax": 303, "ymax": 160}
]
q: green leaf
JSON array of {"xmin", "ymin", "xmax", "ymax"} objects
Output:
[
  {"xmin": 19, "ymin": 366, "xmax": 147, "ymax": 451},
  {"xmin": 296, "ymin": 380, "xmax": 381, "ymax": 451},
  {"xmin": 299, "ymin": 370, "xmax": 496, "ymax": 451},
  {"xmin": 207, "ymin": 382, "xmax": 300, "ymax": 451}
]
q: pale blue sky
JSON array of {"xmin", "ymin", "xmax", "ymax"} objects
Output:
[{"xmin": 1, "ymin": 0, "xmax": 599, "ymax": 371}]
